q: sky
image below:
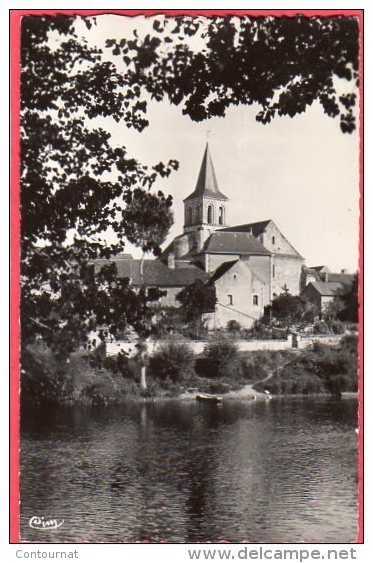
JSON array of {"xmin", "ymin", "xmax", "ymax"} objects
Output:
[{"xmin": 80, "ymin": 14, "xmax": 360, "ymax": 273}]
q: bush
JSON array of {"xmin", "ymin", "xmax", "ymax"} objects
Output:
[
  {"xmin": 313, "ymin": 321, "xmax": 330, "ymax": 334},
  {"xmin": 237, "ymin": 355, "xmax": 267, "ymax": 381},
  {"xmin": 149, "ymin": 341, "xmax": 195, "ymax": 381},
  {"xmin": 150, "ymin": 307, "xmax": 185, "ymax": 338},
  {"xmin": 21, "ymin": 346, "xmax": 138, "ymax": 407},
  {"xmin": 249, "ymin": 320, "xmax": 273, "ymax": 339},
  {"xmin": 196, "ymin": 340, "xmax": 239, "ymax": 378},
  {"xmin": 330, "ymin": 320, "xmax": 345, "ymax": 334},
  {"xmin": 340, "ymin": 333, "xmax": 358, "ymax": 353},
  {"xmin": 103, "ymin": 351, "xmax": 138, "ymax": 379},
  {"xmin": 21, "ymin": 348, "xmax": 66, "ymax": 406},
  {"xmin": 226, "ymin": 320, "xmax": 241, "ymax": 333}
]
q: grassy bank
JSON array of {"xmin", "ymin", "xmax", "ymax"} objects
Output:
[
  {"xmin": 251, "ymin": 336, "xmax": 358, "ymax": 396},
  {"xmin": 21, "ymin": 335, "xmax": 358, "ymax": 407}
]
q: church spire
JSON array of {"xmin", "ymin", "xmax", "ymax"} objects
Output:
[
  {"xmin": 183, "ymin": 143, "xmax": 229, "ymax": 235},
  {"xmin": 184, "ymin": 143, "xmax": 228, "ymax": 202}
]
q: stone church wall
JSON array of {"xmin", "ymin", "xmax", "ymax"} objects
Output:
[
  {"xmin": 260, "ymin": 221, "xmax": 302, "ymax": 257},
  {"xmin": 272, "ymin": 254, "xmax": 303, "ymax": 297}
]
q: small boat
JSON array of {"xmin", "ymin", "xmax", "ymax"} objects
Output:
[{"xmin": 196, "ymin": 393, "xmax": 223, "ymax": 403}]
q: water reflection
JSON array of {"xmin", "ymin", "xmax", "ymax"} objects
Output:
[{"xmin": 20, "ymin": 397, "xmax": 358, "ymax": 543}]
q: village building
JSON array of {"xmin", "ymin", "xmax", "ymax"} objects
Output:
[
  {"xmin": 203, "ymin": 259, "xmax": 266, "ymax": 329},
  {"xmin": 94, "ymin": 253, "xmax": 208, "ymax": 307},
  {"xmin": 302, "ymin": 281, "xmax": 347, "ymax": 315},
  {"xmin": 157, "ymin": 143, "xmax": 305, "ymax": 327},
  {"xmin": 96, "ymin": 143, "xmax": 351, "ymax": 329}
]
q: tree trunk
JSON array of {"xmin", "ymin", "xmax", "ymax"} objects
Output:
[
  {"xmin": 140, "ymin": 250, "xmax": 145, "ymax": 287},
  {"xmin": 139, "ymin": 250, "xmax": 147, "ymax": 391},
  {"xmin": 140, "ymin": 365, "xmax": 147, "ymax": 392}
]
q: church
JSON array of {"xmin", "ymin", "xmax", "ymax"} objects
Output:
[
  {"xmin": 99, "ymin": 143, "xmax": 306, "ymax": 329},
  {"xmin": 157, "ymin": 142, "xmax": 305, "ymax": 328}
]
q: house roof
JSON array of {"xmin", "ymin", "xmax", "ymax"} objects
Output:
[
  {"xmin": 324, "ymin": 273, "xmax": 355, "ymax": 284},
  {"xmin": 218, "ymin": 220, "xmax": 272, "ymax": 237},
  {"xmin": 306, "ymin": 281, "xmax": 347, "ymax": 297},
  {"xmin": 203, "ymin": 231, "xmax": 271, "ymax": 255},
  {"xmin": 303, "ymin": 267, "xmax": 321, "ymax": 279},
  {"xmin": 309, "ymin": 265, "xmax": 330, "ymax": 273},
  {"xmin": 94, "ymin": 259, "xmax": 208, "ymax": 287},
  {"xmin": 184, "ymin": 143, "xmax": 228, "ymax": 202}
]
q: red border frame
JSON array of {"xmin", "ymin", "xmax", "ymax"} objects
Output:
[{"xmin": 9, "ymin": 8, "xmax": 364, "ymax": 544}]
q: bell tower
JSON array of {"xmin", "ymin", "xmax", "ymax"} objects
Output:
[{"xmin": 183, "ymin": 143, "xmax": 229, "ymax": 241}]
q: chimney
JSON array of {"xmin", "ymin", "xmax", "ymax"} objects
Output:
[
  {"xmin": 168, "ymin": 251, "xmax": 175, "ymax": 269},
  {"xmin": 341, "ymin": 268, "xmax": 347, "ymax": 274},
  {"xmin": 324, "ymin": 272, "xmax": 329, "ymax": 282}
]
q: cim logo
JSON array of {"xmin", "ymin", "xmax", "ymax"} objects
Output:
[{"xmin": 29, "ymin": 516, "xmax": 64, "ymax": 531}]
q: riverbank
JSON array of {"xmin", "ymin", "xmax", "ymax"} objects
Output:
[{"xmin": 21, "ymin": 334, "xmax": 358, "ymax": 407}]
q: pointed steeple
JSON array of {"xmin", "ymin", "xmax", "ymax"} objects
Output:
[{"xmin": 184, "ymin": 143, "xmax": 228, "ymax": 202}]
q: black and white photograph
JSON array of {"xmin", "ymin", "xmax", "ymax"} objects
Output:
[{"xmin": 14, "ymin": 9, "xmax": 362, "ymax": 544}]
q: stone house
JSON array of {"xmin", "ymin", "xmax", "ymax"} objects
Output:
[
  {"xmin": 302, "ymin": 281, "xmax": 348, "ymax": 314},
  {"xmin": 203, "ymin": 260, "xmax": 266, "ymax": 329},
  {"xmin": 94, "ymin": 254, "xmax": 208, "ymax": 307}
]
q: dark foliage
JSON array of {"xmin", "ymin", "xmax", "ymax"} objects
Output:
[
  {"xmin": 176, "ymin": 279, "xmax": 216, "ymax": 321},
  {"xmin": 21, "ymin": 16, "xmax": 176, "ymax": 357},
  {"xmin": 338, "ymin": 274, "xmax": 359, "ymax": 322},
  {"xmin": 226, "ymin": 320, "xmax": 241, "ymax": 333},
  {"xmin": 270, "ymin": 293, "xmax": 318, "ymax": 325},
  {"xmin": 149, "ymin": 342, "xmax": 196, "ymax": 381},
  {"xmin": 254, "ymin": 337, "xmax": 358, "ymax": 396},
  {"xmin": 108, "ymin": 15, "xmax": 359, "ymax": 133},
  {"xmin": 102, "ymin": 351, "xmax": 138, "ymax": 379},
  {"xmin": 196, "ymin": 340, "xmax": 240, "ymax": 378}
]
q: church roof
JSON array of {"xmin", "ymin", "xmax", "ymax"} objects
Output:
[
  {"xmin": 203, "ymin": 231, "xmax": 271, "ymax": 255},
  {"xmin": 184, "ymin": 143, "xmax": 228, "ymax": 202},
  {"xmin": 94, "ymin": 259, "xmax": 208, "ymax": 287},
  {"xmin": 218, "ymin": 220, "xmax": 271, "ymax": 236}
]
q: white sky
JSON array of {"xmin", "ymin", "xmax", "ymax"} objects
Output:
[{"xmin": 81, "ymin": 14, "xmax": 360, "ymax": 273}]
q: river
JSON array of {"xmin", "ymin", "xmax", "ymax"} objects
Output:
[{"xmin": 20, "ymin": 397, "xmax": 359, "ymax": 543}]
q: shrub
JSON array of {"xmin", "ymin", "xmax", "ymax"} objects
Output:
[
  {"xmin": 237, "ymin": 355, "xmax": 267, "ymax": 381},
  {"xmin": 313, "ymin": 321, "xmax": 330, "ymax": 334},
  {"xmin": 21, "ymin": 346, "xmax": 138, "ymax": 407},
  {"xmin": 150, "ymin": 306, "xmax": 185, "ymax": 338},
  {"xmin": 149, "ymin": 341, "xmax": 195, "ymax": 381},
  {"xmin": 103, "ymin": 351, "xmax": 138, "ymax": 379},
  {"xmin": 196, "ymin": 340, "xmax": 239, "ymax": 378},
  {"xmin": 249, "ymin": 320, "xmax": 273, "ymax": 339},
  {"xmin": 226, "ymin": 320, "xmax": 241, "ymax": 333},
  {"xmin": 330, "ymin": 320, "xmax": 345, "ymax": 334},
  {"xmin": 21, "ymin": 348, "xmax": 65, "ymax": 406},
  {"xmin": 340, "ymin": 333, "xmax": 358, "ymax": 353}
]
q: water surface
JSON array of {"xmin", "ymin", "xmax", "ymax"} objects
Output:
[{"xmin": 20, "ymin": 397, "xmax": 358, "ymax": 543}]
